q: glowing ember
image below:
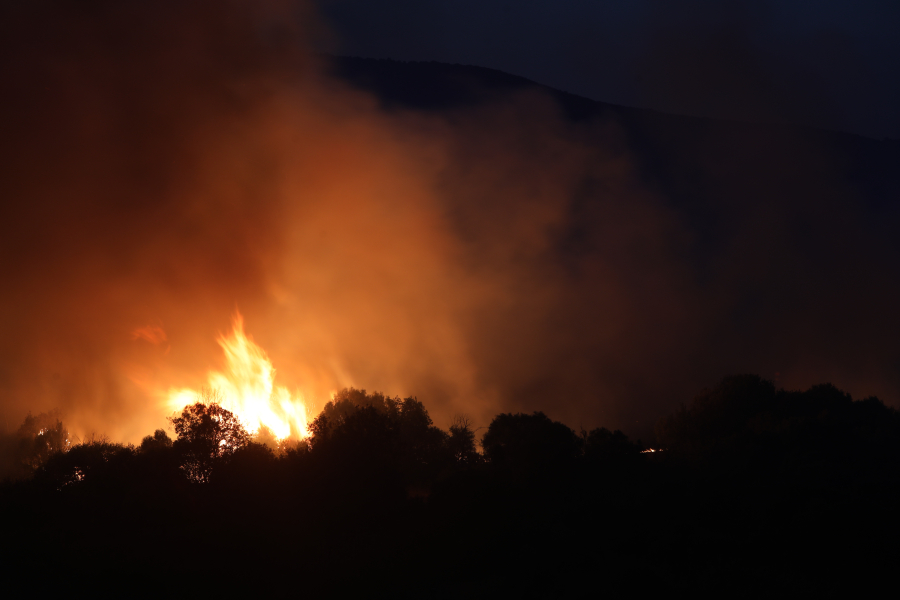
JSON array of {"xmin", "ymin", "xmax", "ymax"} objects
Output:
[{"xmin": 168, "ymin": 313, "xmax": 309, "ymax": 440}]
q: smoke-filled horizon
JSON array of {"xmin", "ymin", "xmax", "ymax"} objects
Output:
[{"xmin": 1, "ymin": 1, "xmax": 898, "ymax": 444}]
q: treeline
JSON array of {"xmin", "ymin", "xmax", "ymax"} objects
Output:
[
  {"xmin": 2, "ymin": 375, "xmax": 899, "ymax": 596},
  {"xmin": 0, "ymin": 386, "xmax": 644, "ymax": 486}
]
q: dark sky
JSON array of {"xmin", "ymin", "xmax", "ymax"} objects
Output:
[{"xmin": 318, "ymin": 0, "xmax": 900, "ymax": 139}]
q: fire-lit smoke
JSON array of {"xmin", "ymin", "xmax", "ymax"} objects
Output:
[
  {"xmin": 0, "ymin": 1, "xmax": 897, "ymax": 443},
  {"xmin": 167, "ymin": 312, "xmax": 310, "ymax": 440}
]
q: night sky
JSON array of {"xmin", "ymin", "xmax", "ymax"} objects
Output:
[{"xmin": 319, "ymin": 0, "xmax": 900, "ymax": 139}]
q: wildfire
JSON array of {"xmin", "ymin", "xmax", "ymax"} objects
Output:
[{"xmin": 168, "ymin": 313, "xmax": 310, "ymax": 440}]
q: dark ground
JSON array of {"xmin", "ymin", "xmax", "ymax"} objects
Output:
[{"xmin": 2, "ymin": 376, "xmax": 898, "ymax": 596}]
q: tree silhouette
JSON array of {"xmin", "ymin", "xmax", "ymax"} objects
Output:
[
  {"xmin": 307, "ymin": 388, "xmax": 451, "ymax": 486},
  {"xmin": 13, "ymin": 411, "xmax": 70, "ymax": 476},
  {"xmin": 448, "ymin": 414, "xmax": 479, "ymax": 464},
  {"xmin": 309, "ymin": 388, "xmax": 447, "ymax": 456},
  {"xmin": 140, "ymin": 429, "xmax": 173, "ymax": 452},
  {"xmin": 654, "ymin": 374, "xmax": 900, "ymax": 466},
  {"xmin": 582, "ymin": 427, "xmax": 642, "ymax": 463},
  {"xmin": 654, "ymin": 374, "xmax": 776, "ymax": 458},
  {"xmin": 308, "ymin": 388, "xmax": 402, "ymax": 440},
  {"xmin": 481, "ymin": 412, "xmax": 579, "ymax": 471},
  {"xmin": 169, "ymin": 390, "xmax": 250, "ymax": 483}
]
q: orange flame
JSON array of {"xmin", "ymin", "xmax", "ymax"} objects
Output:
[{"xmin": 168, "ymin": 312, "xmax": 309, "ymax": 440}]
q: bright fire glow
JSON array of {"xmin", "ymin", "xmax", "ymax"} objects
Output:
[{"xmin": 168, "ymin": 313, "xmax": 309, "ymax": 440}]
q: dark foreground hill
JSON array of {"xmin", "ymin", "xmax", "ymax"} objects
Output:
[{"xmin": 2, "ymin": 377, "xmax": 898, "ymax": 596}]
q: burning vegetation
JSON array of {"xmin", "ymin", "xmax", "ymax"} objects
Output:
[{"xmin": 166, "ymin": 312, "xmax": 310, "ymax": 442}]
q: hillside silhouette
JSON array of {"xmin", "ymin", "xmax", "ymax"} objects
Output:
[
  {"xmin": 2, "ymin": 376, "xmax": 898, "ymax": 595},
  {"xmin": 330, "ymin": 56, "xmax": 900, "ymax": 212}
]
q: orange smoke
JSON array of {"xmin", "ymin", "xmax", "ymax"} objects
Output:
[
  {"xmin": 0, "ymin": 0, "xmax": 898, "ymax": 446},
  {"xmin": 131, "ymin": 325, "xmax": 168, "ymax": 346},
  {"xmin": 167, "ymin": 312, "xmax": 310, "ymax": 440}
]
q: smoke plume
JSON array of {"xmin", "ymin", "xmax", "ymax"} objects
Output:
[{"xmin": 0, "ymin": 0, "xmax": 897, "ymax": 442}]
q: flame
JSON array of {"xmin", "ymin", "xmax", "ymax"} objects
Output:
[{"xmin": 168, "ymin": 312, "xmax": 310, "ymax": 440}]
